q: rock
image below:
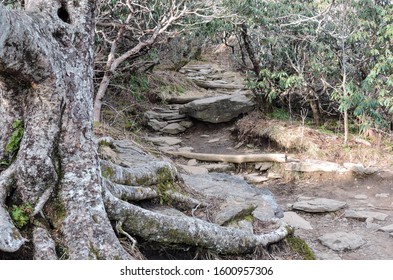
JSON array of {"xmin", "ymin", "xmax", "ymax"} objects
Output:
[
  {"xmin": 178, "ymin": 146, "xmax": 194, "ymax": 153},
  {"xmin": 255, "ymin": 162, "xmax": 274, "ymax": 171},
  {"xmin": 182, "ymin": 173, "xmax": 283, "ymax": 222},
  {"xmin": 178, "ymin": 164, "xmax": 208, "ymax": 175},
  {"xmin": 161, "ymin": 123, "xmax": 186, "ymax": 134},
  {"xmin": 319, "ymin": 232, "xmax": 365, "ymax": 251},
  {"xmin": 282, "ymin": 212, "xmax": 313, "ymax": 230},
  {"xmin": 344, "ymin": 209, "xmax": 388, "ymax": 221},
  {"xmin": 200, "ymin": 134, "xmax": 210, "ymax": 138},
  {"xmin": 203, "ymin": 163, "xmax": 234, "ymax": 173},
  {"xmin": 354, "ymin": 194, "xmax": 368, "ymax": 200},
  {"xmin": 214, "ymin": 203, "xmax": 256, "ymax": 225},
  {"xmin": 292, "ymin": 198, "xmax": 347, "ymax": 213},
  {"xmin": 343, "ymin": 163, "xmax": 378, "ymax": 175},
  {"xmin": 343, "ymin": 162, "xmax": 366, "ymax": 173},
  {"xmin": 365, "ymin": 217, "xmax": 380, "ymax": 230},
  {"xmin": 379, "ymin": 224, "xmax": 393, "ymax": 233},
  {"xmin": 147, "ymin": 119, "xmax": 168, "ymax": 131},
  {"xmin": 187, "ymin": 159, "xmax": 198, "ymax": 166},
  {"xmin": 207, "ymin": 138, "xmax": 221, "ymax": 143},
  {"xmin": 147, "ymin": 136, "xmax": 182, "ymax": 146},
  {"xmin": 244, "ymin": 174, "xmax": 269, "ymax": 184},
  {"xmin": 162, "ymin": 113, "xmax": 187, "ymax": 121},
  {"xmin": 179, "ymin": 120, "xmax": 194, "ymax": 128},
  {"xmin": 285, "ymin": 160, "xmax": 345, "ymax": 172},
  {"xmin": 314, "ymin": 251, "xmax": 342, "ymax": 260},
  {"xmin": 180, "ymin": 94, "xmax": 255, "ymax": 123},
  {"xmin": 267, "ymin": 172, "xmax": 282, "ymax": 179},
  {"xmin": 375, "ymin": 193, "xmax": 390, "ymax": 198}
]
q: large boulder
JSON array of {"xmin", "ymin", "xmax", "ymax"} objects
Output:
[{"xmin": 180, "ymin": 94, "xmax": 255, "ymax": 123}]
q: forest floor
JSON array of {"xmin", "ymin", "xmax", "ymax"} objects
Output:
[
  {"xmin": 104, "ymin": 47, "xmax": 393, "ymax": 260},
  {"xmin": 177, "ymin": 121, "xmax": 393, "ymax": 260}
]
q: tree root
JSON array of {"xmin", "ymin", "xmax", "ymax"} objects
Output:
[
  {"xmin": 33, "ymin": 226, "xmax": 57, "ymax": 260},
  {"xmin": 167, "ymin": 151, "xmax": 297, "ymax": 163},
  {"xmin": 104, "ymin": 188, "xmax": 290, "ymax": 255},
  {"xmin": 104, "ymin": 179, "xmax": 207, "ymax": 210},
  {"xmin": 0, "ymin": 166, "xmax": 25, "ymax": 253},
  {"xmin": 100, "ymin": 159, "xmax": 178, "ymax": 186},
  {"xmin": 104, "ymin": 180, "xmax": 158, "ymax": 201}
]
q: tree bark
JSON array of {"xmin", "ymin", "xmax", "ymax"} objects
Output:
[
  {"xmin": 0, "ymin": 1, "xmax": 290, "ymax": 259},
  {"xmin": 0, "ymin": 1, "xmax": 130, "ymax": 259}
]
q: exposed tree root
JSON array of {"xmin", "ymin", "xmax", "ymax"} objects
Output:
[
  {"xmin": 0, "ymin": 165, "xmax": 25, "ymax": 253},
  {"xmin": 100, "ymin": 159, "xmax": 178, "ymax": 186},
  {"xmin": 104, "ymin": 188, "xmax": 290, "ymax": 254},
  {"xmin": 167, "ymin": 151, "xmax": 296, "ymax": 163},
  {"xmin": 33, "ymin": 226, "xmax": 57, "ymax": 260},
  {"xmin": 104, "ymin": 179, "xmax": 206, "ymax": 209},
  {"xmin": 104, "ymin": 180, "xmax": 158, "ymax": 201}
]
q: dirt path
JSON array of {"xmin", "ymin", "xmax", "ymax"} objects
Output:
[
  {"xmin": 168, "ymin": 122, "xmax": 393, "ymax": 260},
  {"xmin": 145, "ymin": 58, "xmax": 393, "ymax": 259}
]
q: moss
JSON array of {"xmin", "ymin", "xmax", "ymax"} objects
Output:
[
  {"xmin": 286, "ymin": 236, "xmax": 316, "ymax": 260},
  {"xmin": 9, "ymin": 203, "xmax": 33, "ymax": 229},
  {"xmin": 155, "ymin": 166, "xmax": 177, "ymax": 205},
  {"xmin": 101, "ymin": 165, "xmax": 115, "ymax": 179},
  {"xmin": 46, "ymin": 198, "xmax": 67, "ymax": 228},
  {"xmin": 135, "ymin": 175, "xmax": 152, "ymax": 186},
  {"xmin": 244, "ymin": 214, "xmax": 254, "ymax": 223},
  {"xmin": 1, "ymin": 119, "xmax": 24, "ymax": 167},
  {"xmin": 56, "ymin": 244, "xmax": 70, "ymax": 260}
]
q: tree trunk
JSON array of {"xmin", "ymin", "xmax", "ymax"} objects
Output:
[
  {"xmin": 0, "ymin": 1, "xmax": 289, "ymax": 259},
  {"xmin": 0, "ymin": 0, "xmax": 130, "ymax": 259},
  {"xmin": 240, "ymin": 23, "xmax": 271, "ymax": 113}
]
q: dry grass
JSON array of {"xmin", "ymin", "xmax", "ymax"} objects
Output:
[{"xmin": 236, "ymin": 111, "xmax": 393, "ymax": 168}]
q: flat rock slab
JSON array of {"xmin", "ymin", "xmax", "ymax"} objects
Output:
[
  {"xmin": 282, "ymin": 212, "xmax": 313, "ymax": 230},
  {"xmin": 180, "ymin": 94, "xmax": 255, "ymax": 123},
  {"xmin": 344, "ymin": 210, "xmax": 388, "ymax": 221},
  {"xmin": 319, "ymin": 232, "xmax": 365, "ymax": 251},
  {"xmin": 147, "ymin": 136, "xmax": 182, "ymax": 146},
  {"xmin": 214, "ymin": 202, "xmax": 256, "ymax": 225},
  {"xmin": 379, "ymin": 224, "xmax": 393, "ymax": 233},
  {"xmin": 255, "ymin": 162, "xmax": 274, "ymax": 171},
  {"xmin": 182, "ymin": 172, "xmax": 283, "ymax": 222},
  {"xmin": 292, "ymin": 198, "xmax": 347, "ymax": 213},
  {"xmin": 178, "ymin": 164, "xmax": 208, "ymax": 175},
  {"xmin": 161, "ymin": 123, "xmax": 186, "ymax": 134},
  {"xmin": 285, "ymin": 160, "xmax": 345, "ymax": 172},
  {"xmin": 314, "ymin": 251, "xmax": 342, "ymax": 260}
]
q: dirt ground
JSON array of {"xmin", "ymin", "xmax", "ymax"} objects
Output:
[{"xmin": 174, "ymin": 121, "xmax": 393, "ymax": 260}]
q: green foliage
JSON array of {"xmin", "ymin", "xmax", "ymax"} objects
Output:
[
  {"xmin": 268, "ymin": 107, "xmax": 290, "ymax": 121},
  {"xmin": 220, "ymin": 0, "xmax": 393, "ymax": 131},
  {"xmin": 0, "ymin": 119, "xmax": 24, "ymax": 168},
  {"xmin": 286, "ymin": 236, "xmax": 316, "ymax": 260},
  {"xmin": 128, "ymin": 74, "xmax": 150, "ymax": 101},
  {"xmin": 9, "ymin": 203, "xmax": 33, "ymax": 229}
]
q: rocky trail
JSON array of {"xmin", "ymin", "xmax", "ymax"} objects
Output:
[{"xmin": 136, "ymin": 61, "xmax": 393, "ymax": 259}]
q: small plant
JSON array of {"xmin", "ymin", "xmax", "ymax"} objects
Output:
[
  {"xmin": 1, "ymin": 119, "xmax": 24, "ymax": 168},
  {"xmin": 268, "ymin": 107, "xmax": 290, "ymax": 120},
  {"xmin": 9, "ymin": 203, "xmax": 33, "ymax": 229}
]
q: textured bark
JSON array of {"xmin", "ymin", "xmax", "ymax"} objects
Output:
[
  {"xmin": 104, "ymin": 188, "xmax": 289, "ymax": 254},
  {"xmin": 0, "ymin": 1, "xmax": 130, "ymax": 259}
]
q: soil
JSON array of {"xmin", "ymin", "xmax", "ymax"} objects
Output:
[{"xmin": 170, "ymin": 122, "xmax": 393, "ymax": 260}]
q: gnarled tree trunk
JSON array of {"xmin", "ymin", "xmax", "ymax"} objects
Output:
[
  {"xmin": 0, "ymin": 0, "xmax": 130, "ymax": 259},
  {"xmin": 0, "ymin": 1, "xmax": 289, "ymax": 260}
]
